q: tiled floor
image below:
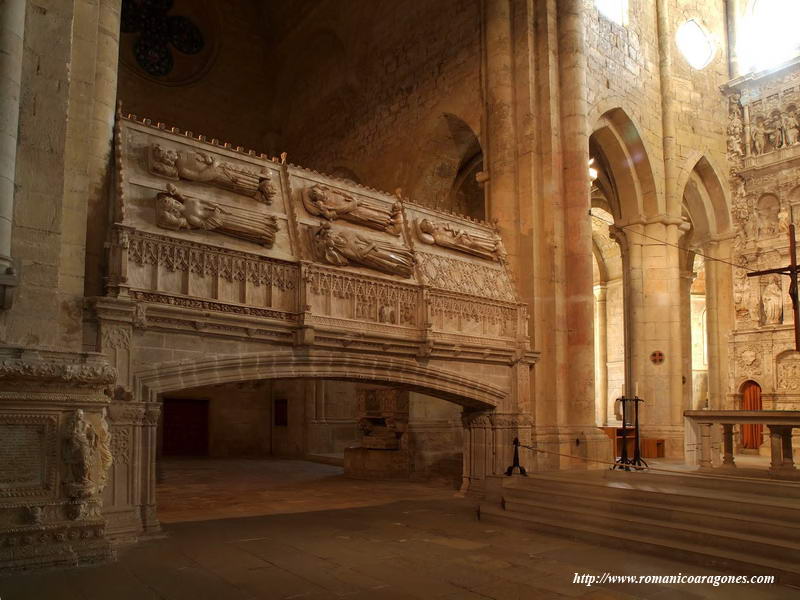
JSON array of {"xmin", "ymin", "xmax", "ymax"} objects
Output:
[{"xmin": 1, "ymin": 459, "xmax": 795, "ymax": 599}]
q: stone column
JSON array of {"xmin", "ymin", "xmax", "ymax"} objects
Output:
[
  {"xmin": 483, "ymin": 0, "xmax": 519, "ymax": 271},
  {"xmin": 594, "ymin": 284, "xmax": 608, "ymax": 425},
  {"xmin": 0, "ymin": 0, "xmax": 25, "ymax": 307},
  {"xmin": 558, "ymin": 0, "xmax": 594, "ymax": 426},
  {"xmin": 721, "ymin": 423, "xmax": 736, "ymax": 467},
  {"xmin": 680, "ymin": 265, "xmax": 694, "ymax": 411},
  {"xmin": 84, "ymin": 0, "xmax": 122, "ymax": 297}
]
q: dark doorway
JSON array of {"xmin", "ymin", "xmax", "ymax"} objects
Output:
[{"xmin": 162, "ymin": 398, "xmax": 209, "ymax": 456}]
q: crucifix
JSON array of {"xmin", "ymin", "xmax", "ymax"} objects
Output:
[{"xmin": 747, "ymin": 223, "xmax": 800, "ymax": 351}]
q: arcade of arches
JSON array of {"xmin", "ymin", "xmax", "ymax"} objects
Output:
[{"xmin": 1, "ymin": 0, "xmax": 800, "ymax": 591}]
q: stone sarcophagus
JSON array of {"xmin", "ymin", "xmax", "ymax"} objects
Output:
[
  {"xmin": 106, "ymin": 112, "xmax": 529, "ymax": 355},
  {"xmin": 88, "ymin": 113, "xmax": 536, "ymax": 544}
]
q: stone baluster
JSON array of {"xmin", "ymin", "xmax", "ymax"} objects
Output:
[
  {"xmin": 781, "ymin": 426, "xmax": 796, "ymax": 471},
  {"xmin": 769, "ymin": 425, "xmax": 784, "ymax": 472},
  {"xmin": 699, "ymin": 422, "xmax": 713, "ymax": 468},
  {"xmin": 721, "ymin": 423, "xmax": 736, "ymax": 467}
]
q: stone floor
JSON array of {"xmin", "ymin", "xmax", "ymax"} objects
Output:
[{"xmin": 1, "ymin": 458, "xmax": 796, "ymax": 599}]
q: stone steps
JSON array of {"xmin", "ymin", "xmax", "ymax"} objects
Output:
[
  {"xmin": 603, "ymin": 469, "xmax": 800, "ymax": 500},
  {"xmin": 480, "ymin": 471, "xmax": 800, "ymax": 586},
  {"xmin": 479, "ymin": 504, "xmax": 800, "ymax": 587},
  {"xmin": 508, "ymin": 471, "xmax": 800, "ymax": 522},
  {"xmin": 502, "ymin": 485, "xmax": 800, "ymax": 544}
]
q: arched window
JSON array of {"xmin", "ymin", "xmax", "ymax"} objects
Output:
[
  {"xmin": 676, "ymin": 20, "xmax": 715, "ymax": 70},
  {"xmin": 595, "ymin": 0, "xmax": 628, "ymax": 26},
  {"xmin": 737, "ymin": 0, "xmax": 800, "ymax": 73}
]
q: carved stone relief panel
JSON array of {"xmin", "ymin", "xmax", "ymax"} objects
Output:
[
  {"xmin": 413, "ymin": 217, "xmax": 506, "ymax": 262},
  {"xmin": 309, "ymin": 222, "xmax": 415, "ymax": 278},
  {"xmin": 776, "ymin": 352, "xmax": 800, "ymax": 391},
  {"xmin": 727, "ymin": 94, "xmax": 745, "ymax": 161},
  {"xmin": 149, "ymin": 142, "xmax": 278, "ymax": 203},
  {"xmin": 430, "ymin": 294, "xmax": 516, "ymax": 339},
  {"xmin": 306, "ymin": 269, "xmax": 418, "ymax": 327},
  {"xmin": 416, "ymin": 252, "xmax": 515, "ymax": 302},
  {"xmin": 0, "ymin": 414, "xmax": 58, "ymax": 498},
  {"xmin": 736, "ymin": 344, "xmax": 762, "ymax": 378},
  {"xmin": 302, "ymin": 184, "xmax": 402, "ymax": 235},
  {"xmin": 125, "ymin": 229, "xmax": 298, "ymax": 314},
  {"xmin": 155, "ymin": 184, "xmax": 279, "ymax": 247}
]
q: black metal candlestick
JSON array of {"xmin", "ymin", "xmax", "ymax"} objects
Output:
[{"xmin": 613, "ymin": 395, "xmax": 648, "ymax": 470}]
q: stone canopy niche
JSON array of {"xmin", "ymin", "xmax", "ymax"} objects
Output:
[{"xmin": 88, "ymin": 113, "xmax": 538, "ymax": 546}]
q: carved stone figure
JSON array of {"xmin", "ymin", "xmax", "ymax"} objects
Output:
[
  {"xmin": 155, "ymin": 184, "xmax": 279, "ymax": 247},
  {"xmin": 414, "ymin": 218, "xmax": 507, "ymax": 262},
  {"xmin": 255, "ymin": 174, "xmax": 277, "ymax": 205},
  {"xmin": 757, "ymin": 195, "xmax": 780, "ymax": 238},
  {"xmin": 311, "ymin": 222, "xmax": 415, "ymax": 278},
  {"xmin": 734, "ymin": 263, "xmax": 758, "ymax": 322},
  {"xmin": 767, "ymin": 113, "xmax": 783, "ymax": 149},
  {"xmin": 93, "ymin": 410, "xmax": 113, "ymax": 492},
  {"xmin": 778, "ymin": 206, "xmax": 791, "ymax": 233},
  {"xmin": 62, "ymin": 410, "xmax": 97, "ymax": 499},
  {"xmin": 782, "ymin": 110, "xmax": 799, "ymax": 146},
  {"xmin": 303, "ymin": 184, "xmax": 402, "ymax": 235},
  {"xmin": 762, "ymin": 276, "xmax": 783, "ymax": 324},
  {"xmin": 727, "ymin": 104, "xmax": 744, "ymax": 158},
  {"xmin": 752, "ymin": 119, "xmax": 766, "ymax": 155},
  {"xmin": 149, "ymin": 143, "xmax": 275, "ymax": 202}
]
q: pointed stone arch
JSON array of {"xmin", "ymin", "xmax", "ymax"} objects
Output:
[{"xmin": 590, "ymin": 107, "xmax": 661, "ymax": 220}]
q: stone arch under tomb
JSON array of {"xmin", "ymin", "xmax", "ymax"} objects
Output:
[{"xmin": 131, "ymin": 350, "xmax": 505, "ymax": 526}]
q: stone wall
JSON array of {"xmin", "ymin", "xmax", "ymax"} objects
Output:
[
  {"xmin": 116, "ymin": 0, "xmax": 484, "ymax": 215},
  {"xmin": 117, "ymin": 0, "xmax": 273, "ymax": 154}
]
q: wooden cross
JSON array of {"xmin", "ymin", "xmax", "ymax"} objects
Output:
[{"xmin": 747, "ymin": 223, "xmax": 800, "ymax": 351}]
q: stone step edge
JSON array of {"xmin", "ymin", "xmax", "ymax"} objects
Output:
[
  {"xmin": 604, "ymin": 470, "xmax": 800, "ymax": 497},
  {"xmin": 500, "ymin": 495, "xmax": 800, "ymax": 553},
  {"xmin": 479, "ymin": 504, "xmax": 800, "ymax": 582},
  {"xmin": 518, "ymin": 470, "xmax": 800, "ymax": 496},
  {"xmin": 502, "ymin": 485, "xmax": 800, "ymax": 532},
  {"xmin": 505, "ymin": 475, "xmax": 800, "ymax": 510}
]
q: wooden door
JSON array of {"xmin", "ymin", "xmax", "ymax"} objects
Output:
[
  {"xmin": 162, "ymin": 398, "xmax": 209, "ymax": 456},
  {"xmin": 740, "ymin": 381, "xmax": 762, "ymax": 449}
]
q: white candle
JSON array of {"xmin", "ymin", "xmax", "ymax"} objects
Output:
[
  {"xmin": 621, "ymin": 384, "xmax": 625, "ymax": 397},
  {"xmin": 635, "ymin": 382, "xmax": 639, "ymax": 397}
]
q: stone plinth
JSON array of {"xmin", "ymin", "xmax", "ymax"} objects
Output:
[
  {"xmin": 343, "ymin": 447, "xmax": 411, "ymax": 480},
  {"xmin": 0, "ymin": 347, "xmax": 116, "ymax": 573}
]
